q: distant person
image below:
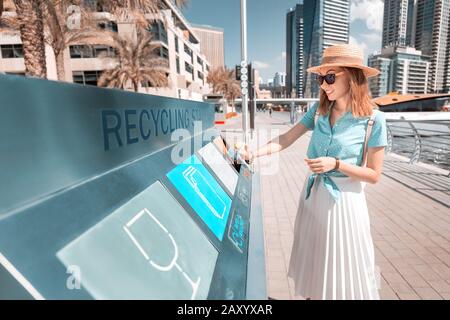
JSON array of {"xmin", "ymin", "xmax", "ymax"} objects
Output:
[
  {"xmin": 269, "ymin": 107, "xmax": 272, "ymax": 117},
  {"xmin": 239, "ymin": 44, "xmax": 387, "ymax": 300},
  {"xmin": 443, "ymin": 100, "xmax": 450, "ymax": 112}
]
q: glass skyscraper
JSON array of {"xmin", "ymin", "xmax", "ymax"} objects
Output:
[
  {"xmin": 286, "ymin": 0, "xmax": 350, "ymax": 98},
  {"xmin": 286, "ymin": 4, "xmax": 304, "ymax": 98},
  {"xmin": 368, "ymin": 54, "xmax": 392, "ymax": 98},
  {"xmin": 382, "ymin": 0, "xmax": 411, "ymax": 48},
  {"xmin": 369, "ymin": 47, "xmax": 430, "ymax": 96},
  {"xmin": 413, "ymin": 0, "xmax": 450, "ymax": 93},
  {"xmin": 375, "ymin": 0, "xmax": 449, "ymax": 95}
]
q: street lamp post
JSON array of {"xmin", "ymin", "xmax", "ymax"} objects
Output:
[{"xmin": 240, "ymin": 0, "xmax": 249, "ymax": 144}]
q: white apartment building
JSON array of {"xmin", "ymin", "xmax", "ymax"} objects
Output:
[
  {"xmin": 322, "ymin": 0, "xmax": 350, "ymax": 48},
  {"xmin": 397, "ymin": 0, "xmax": 450, "ymax": 93},
  {"xmin": 0, "ymin": 0, "xmax": 211, "ymax": 101},
  {"xmin": 368, "ymin": 54, "xmax": 391, "ymax": 98},
  {"xmin": 369, "ymin": 46, "xmax": 430, "ymax": 96},
  {"xmin": 190, "ymin": 24, "xmax": 225, "ymax": 71}
]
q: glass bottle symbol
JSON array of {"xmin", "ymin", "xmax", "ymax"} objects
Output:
[{"xmin": 123, "ymin": 208, "xmax": 201, "ymax": 299}]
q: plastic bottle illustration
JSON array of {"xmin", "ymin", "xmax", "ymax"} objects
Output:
[{"xmin": 182, "ymin": 166, "xmax": 227, "ymax": 220}]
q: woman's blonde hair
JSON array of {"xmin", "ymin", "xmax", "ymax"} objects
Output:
[{"xmin": 318, "ymin": 67, "xmax": 375, "ymax": 117}]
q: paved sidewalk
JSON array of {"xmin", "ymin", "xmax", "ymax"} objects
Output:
[{"xmin": 219, "ymin": 111, "xmax": 450, "ymax": 300}]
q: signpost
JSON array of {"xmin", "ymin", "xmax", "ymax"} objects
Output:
[
  {"xmin": 240, "ymin": 0, "xmax": 249, "ymax": 144},
  {"xmin": 236, "ymin": 63, "xmax": 255, "ymax": 134}
]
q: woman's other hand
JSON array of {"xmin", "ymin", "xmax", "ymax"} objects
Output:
[{"xmin": 304, "ymin": 157, "xmax": 336, "ymax": 173}]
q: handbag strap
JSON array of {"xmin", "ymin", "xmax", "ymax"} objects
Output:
[
  {"xmin": 314, "ymin": 107, "xmax": 320, "ymax": 127},
  {"xmin": 361, "ymin": 109, "xmax": 378, "ymax": 167}
]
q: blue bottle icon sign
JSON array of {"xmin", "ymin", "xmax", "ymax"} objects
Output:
[{"xmin": 166, "ymin": 155, "xmax": 232, "ymax": 241}]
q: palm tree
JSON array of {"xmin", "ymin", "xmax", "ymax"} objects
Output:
[
  {"xmin": 97, "ymin": 30, "xmax": 169, "ymax": 92},
  {"xmin": 207, "ymin": 67, "xmax": 228, "ymax": 94},
  {"xmin": 99, "ymin": 0, "xmax": 160, "ymax": 12},
  {"xmin": 3, "ymin": 0, "xmax": 190, "ymax": 80},
  {"xmin": 207, "ymin": 67, "xmax": 241, "ymax": 111},
  {"xmin": 99, "ymin": 0, "xmax": 189, "ymax": 25},
  {"xmin": 43, "ymin": 0, "xmax": 178, "ymax": 81},
  {"xmin": 12, "ymin": 0, "xmax": 47, "ymax": 78},
  {"xmin": 0, "ymin": 1, "xmax": 18, "ymax": 31},
  {"xmin": 173, "ymin": 0, "xmax": 189, "ymax": 9},
  {"xmin": 98, "ymin": 0, "xmax": 160, "ymax": 26},
  {"xmin": 218, "ymin": 72, "xmax": 241, "ymax": 112},
  {"xmin": 43, "ymin": 1, "xmax": 109, "ymax": 81}
]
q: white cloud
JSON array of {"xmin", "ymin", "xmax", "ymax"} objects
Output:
[
  {"xmin": 349, "ymin": 36, "xmax": 368, "ymax": 55},
  {"xmin": 350, "ymin": 0, "xmax": 383, "ymax": 32},
  {"xmin": 275, "ymin": 51, "xmax": 286, "ymax": 61},
  {"xmin": 253, "ymin": 60, "xmax": 270, "ymax": 69},
  {"xmin": 361, "ymin": 32, "xmax": 382, "ymax": 43}
]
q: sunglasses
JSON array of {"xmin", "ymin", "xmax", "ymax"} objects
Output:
[{"xmin": 316, "ymin": 72, "xmax": 344, "ymax": 85}]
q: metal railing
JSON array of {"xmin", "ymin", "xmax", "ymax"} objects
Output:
[{"xmin": 386, "ymin": 119, "xmax": 450, "ymax": 170}]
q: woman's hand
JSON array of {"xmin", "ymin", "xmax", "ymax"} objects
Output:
[
  {"xmin": 304, "ymin": 157, "xmax": 336, "ymax": 173},
  {"xmin": 236, "ymin": 143, "xmax": 254, "ymax": 163}
]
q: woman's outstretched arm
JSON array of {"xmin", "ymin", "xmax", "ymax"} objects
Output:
[{"xmin": 241, "ymin": 122, "xmax": 310, "ymax": 161}]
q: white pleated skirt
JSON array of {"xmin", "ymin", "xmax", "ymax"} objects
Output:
[{"xmin": 288, "ymin": 174, "xmax": 380, "ymax": 300}]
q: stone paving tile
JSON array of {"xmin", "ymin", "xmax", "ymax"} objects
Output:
[
  {"xmin": 414, "ymin": 287, "xmax": 443, "ymax": 300},
  {"xmin": 427, "ymin": 280, "xmax": 450, "ymax": 293},
  {"xmin": 397, "ymin": 292, "xmax": 421, "ymax": 300},
  {"xmin": 221, "ymin": 112, "xmax": 450, "ymax": 300},
  {"xmin": 380, "ymin": 287, "xmax": 399, "ymax": 300}
]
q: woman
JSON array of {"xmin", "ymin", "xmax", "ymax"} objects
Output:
[{"xmin": 240, "ymin": 44, "xmax": 387, "ymax": 300}]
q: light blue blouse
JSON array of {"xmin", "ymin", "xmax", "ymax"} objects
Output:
[{"xmin": 299, "ymin": 102, "xmax": 388, "ymax": 202}]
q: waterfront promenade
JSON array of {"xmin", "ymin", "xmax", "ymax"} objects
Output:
[{"xmin": 219, "ymin": 111, "xmax": 450, "ymax": 300}]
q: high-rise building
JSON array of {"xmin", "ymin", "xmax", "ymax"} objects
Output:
[
  {"xmin": 413, "ymin": 0, "xmax": 450, "ymax": 93},
  {"xmin": 380, "ymin": 0, "xmax": 449, "ymax": 93},
  {"xmin": 191, "ymin": 24, "xmax": 225, "ymax": 71},
  {"xmin": 286, "ymin": 0, "xmax": 350, "ymax": 99},
  {"xmin": 302, "ymin": 0, "xmax": 350, "ymax": 98},
  {"xmin": 368, "ymin": 47, "xmax": 430, "ymax": 96},
  {"xmin": 446, "ymin": 25, "xmax": 450, "ymax": 92},
  {"xmin": 368, "ymin": 54, "xmax": 391, "ymax": 98},
  {"xmin": 406, "ymin": 0, "xmax": 418, "ymax": 47},
  {"xmin": 382, "ymin": 0, "xmax": 411, "ymax": 48},
  {"xmin": 391, "ymin": 48, "xmax": 430, "ymax": 95},
  {"xmin": 286, "ymin": 4, "xmax": 304, "ymax": 98},
  {"xmin": 273, "ymin": 72, "xmax": 286, "ymax": 87}
]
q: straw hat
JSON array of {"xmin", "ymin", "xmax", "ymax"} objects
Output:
[{"xmin": 307, "ymin": 44, "xmax": 380, "ymax": 78}]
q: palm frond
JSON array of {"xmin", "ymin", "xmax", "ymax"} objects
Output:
[
  {"xmin": 207, "ymin": 66, "xmax": 241, "ymax": 104},
  {"xmin": 173, "ymin": 0, "xmax": 189, "ymax": 10},
  {"xmin": 99, "ymin": 0, "xmax": 160, "ymax": 26},
  {"xmin": 97, "ymin": 30, "xmax": 169, "ymax": 92}
]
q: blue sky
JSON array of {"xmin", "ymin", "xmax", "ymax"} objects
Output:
[{"xmin": 183, "ymin": 0, "xmax": 384, "ymax": 83}]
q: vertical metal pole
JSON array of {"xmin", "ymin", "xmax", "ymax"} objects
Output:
[
  {"xmin": 252, "ymin": 85, "xmax": 257, "ymax": 135},
  {"xmin": 290, "ymin": 101, "xmax": 295, "ymax": 124},
  {"xmin": 240, "ymin": 0, "xmax": 249, "ymax": 144}
]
